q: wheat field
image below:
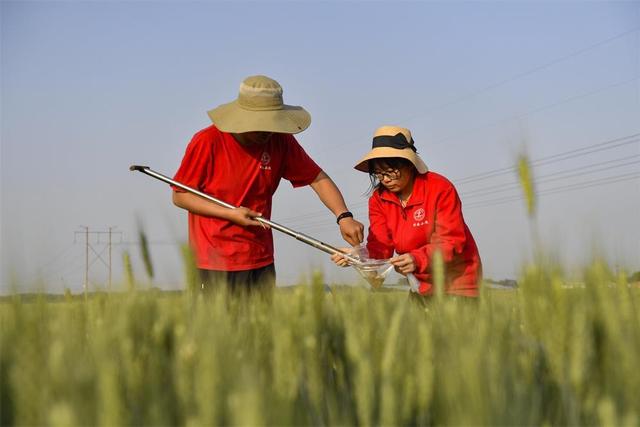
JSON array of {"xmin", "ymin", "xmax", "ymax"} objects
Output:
[{"xmin": 1, "ymin": 259, "xmax": 639, "ymax": 426}]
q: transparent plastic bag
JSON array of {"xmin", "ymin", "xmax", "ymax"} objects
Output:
[
  {"xmin": 407, "ymin": 273, "xmax": 421, "ymax": 292},
  {"xmin": 348, "ymin": 244, "xmax": 394, "ymax": 290},
  {"xmin": 346, "ymin": 244, "xmax": 422, "ymax": 292}
]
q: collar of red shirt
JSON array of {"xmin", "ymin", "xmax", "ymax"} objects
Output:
[{"xmin": 378, "ymin": 172, "xmax": 427, "ymax": 208}]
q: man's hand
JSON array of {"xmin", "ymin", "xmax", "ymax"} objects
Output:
[
  {"xmin": 338, "ymin": 217, "xmax": 364, "ymax": 246},
  {"xmin": 226, "ymin": 207, "xmax": 267, "ymax": 228},
  {"xmin": 390, "ymin": 253, "xmax": 416, "ymax": 275}
]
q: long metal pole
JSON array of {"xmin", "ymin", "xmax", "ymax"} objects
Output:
[{"xmin": 130, "ymin": 165, "xmax": 362, "ymax": 265}]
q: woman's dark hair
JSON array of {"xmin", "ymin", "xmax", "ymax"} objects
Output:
[{"xmin": 366, "ymin": 157, "xmax": 417, "ymax": 195}]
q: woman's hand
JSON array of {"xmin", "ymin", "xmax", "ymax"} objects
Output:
[
  {"xmin": 330, "ymin": 248, "xmax": 353, "ymax": 267},
  {"xmin": 390, "ymin": 253, "xmax": 416, "ymax": 275}
]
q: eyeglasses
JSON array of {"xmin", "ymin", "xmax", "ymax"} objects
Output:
[{"xmin": 373, "ymin": 169, "xmax": 401, "ymax": 181}]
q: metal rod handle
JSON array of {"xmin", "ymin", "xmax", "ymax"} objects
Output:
[{"xmin": 130, "ymin": 165, "xmax": 362, "ymax": 265}]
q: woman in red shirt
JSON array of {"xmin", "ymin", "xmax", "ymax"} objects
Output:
[{"xmin": 333, "ymin": 126, "xmax": 482, "ymax": 297}]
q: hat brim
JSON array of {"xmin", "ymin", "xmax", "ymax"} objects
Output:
[
  {"xmin": 208, "ymin": 101, "xmax": 311, "ymax": 134},
  {"xmin": 354, "ymin": 147, "xmax": 428, "ymax": 174}
]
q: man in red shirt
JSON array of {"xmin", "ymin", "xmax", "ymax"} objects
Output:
[{"xmin": 173, "ymin": 75, "xmax": 364, "ymax": 293}]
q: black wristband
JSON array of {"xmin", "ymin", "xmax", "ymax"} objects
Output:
[{"xmin": 336, "ymin": 211, "xmax": 353, "ymax": 224}]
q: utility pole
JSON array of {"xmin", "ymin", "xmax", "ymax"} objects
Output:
[
  {"xmin": 74, "ymin": 227, "xmax": 122, "ymax": 292},
  {"xmin": 84, "ymin": 226, "xmax": 89, "ymax": 294},
  {"xmin": 108, "ymin": 226, "xmax": 117, "ymax": 290}
]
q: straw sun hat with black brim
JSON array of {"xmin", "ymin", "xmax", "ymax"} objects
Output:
[
  {"xmin": 207, "ymin": 75, "xmax": 311, "ymax": 134},
  {"xmin": 354, "ymin": 126, "xmax": 428, "ymax": 174}
]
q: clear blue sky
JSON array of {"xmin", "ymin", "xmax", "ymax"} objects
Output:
[{"xmin": 2, "ymin": 1, "xmax": 639, "ymax": 293}]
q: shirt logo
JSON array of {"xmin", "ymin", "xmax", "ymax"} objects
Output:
[
  {"xmin": 412, "ymin": 208, "xmax": 428, "ymax": 227},
  {"xmin": 260, "ymin": 152, "xmax": 272, "ymax": 170}
]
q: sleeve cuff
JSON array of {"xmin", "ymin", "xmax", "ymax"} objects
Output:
[{"xmin": 410, "ymin": 249, "xmax": 428, "ymax": 273}]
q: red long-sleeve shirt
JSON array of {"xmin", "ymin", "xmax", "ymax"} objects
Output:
[{"xmin": 367, "ymin": 172, "xmax": 482, "ymax": 296}]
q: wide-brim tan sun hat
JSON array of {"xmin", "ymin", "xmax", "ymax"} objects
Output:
[
  {"xmin": 354, "ymin": 126, "xmax": 428, "ymax": 174},
  {"xmin": 208, "ymin": 75, "xmax": 311, "ymax": 134}
]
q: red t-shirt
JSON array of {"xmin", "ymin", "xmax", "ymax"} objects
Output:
[
  {"xmin": 367, "ymin": 172, "xmax": 482, "ymax": 297},
  {"xmin": 173, "ymin": 125, "xmax": 322, "ymax": 271}
]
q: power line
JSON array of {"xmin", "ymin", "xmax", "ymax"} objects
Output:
[
  {"xmin": 430, "ymin": 76, "xmax": 640, "ymax": 146},
  {"xmin": 297, "ymin": 173, "xmax": 640, "ymax": 234},
  {"xmin": 324, "ymin": 76, "xmax": 639, "ymax": 182},
  {"xmin": 316, "ymin": 26, "xmax": 640, "ymax": 157},
  {"xmin": 399, "ymin": 26, "xmax": 640, "ymax": 125},
  {"xmin": 116, "ymin": 240, "xmax": 181, "ymax": 246},
  {"xmin": 278, "ymin": 202, "xmax": 368, "ymax": 227},
  {"xmin": 289, "ymin": 207, "xmax": 369, "ymax": 232},
  {"xmin": 287, "ymin": 147, "xmax": 640, "ymax": 224},
  {"xmin": 455, "ymin": 133, "xmax": 640, "ymax": 184},
  {"xmin": 465, "ymin": 172, "xmax": 640, "ymax": 210},
  {"xmin": 292, "ymin": 170, "xmax": 640, "ymax": 233},
  {"xmin": 536, "ymin": 172, "xmax": 639, "ymax": 197},
  {"xmin": 276, "ymin": 198, "xmax": 367, "ymax": 224},
  {"xmin": 45, "ymin": 250, "xmax": 85, "ymax": 278},
  {"xmin": 534, "ymin": 155, "xmax": 640, "ymax": 179},
  {"xmin": 461, "ymin": 156, "xmax": 640, "ymax": 199},
  {"xmin": 278, "ymin": 133, "xmax": 640, "ymax": 225},
  {"xmin": 36, "ymin": 243, "xmax": 76, "ymax": 273}
]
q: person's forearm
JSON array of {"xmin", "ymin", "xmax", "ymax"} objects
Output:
[
  {"xmin": 173, "ymin": 192, "xmax": 264, "ymax": 228},
  {"xmin": 172, "ymin": 191, "xmax": 233, "ymax": 220},
  {"xmin": 308, "ymin": 171, "xmax": 350, "ymax": 216},
  {"xmin": 310, "ymin": 171, "xmax": 364, "ymax": 245}
]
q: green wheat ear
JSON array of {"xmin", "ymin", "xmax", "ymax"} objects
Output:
[
  {"xmin": 432, "ymin": 249, "xmax": 445, "ymax": 299},
  {"xmin": 122, "ymin": 250, "xmax": 135, "ymax": 291},
  {"xmin": 137, "ymin": 223, "xmax": 154, "ymax": 282},
  {"xmin": 180, "ymin": 243, "xmax": 199, "ymax": 293},
  {"xmin": 517, "ymin": 154, "xmax": 536, "ymax": 217}
]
